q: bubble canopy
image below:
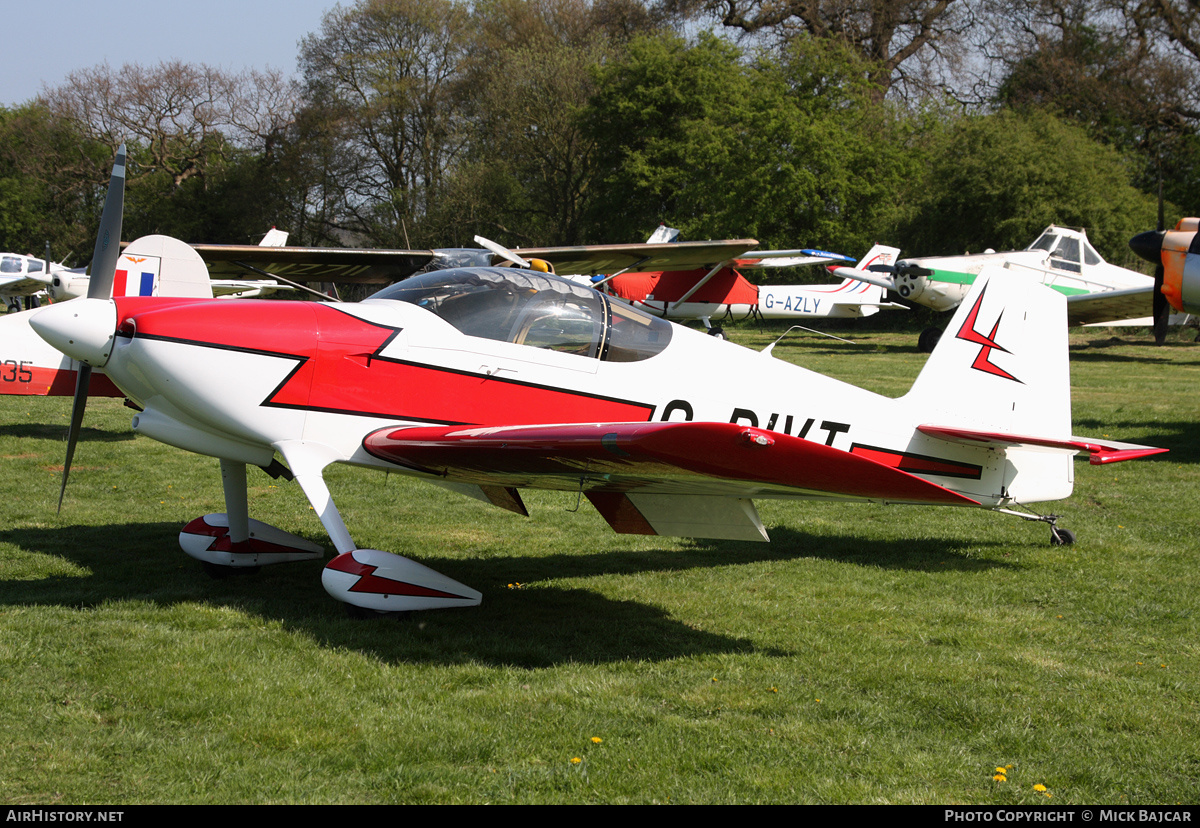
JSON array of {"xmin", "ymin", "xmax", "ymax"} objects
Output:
[{"xmin": 370, "ymin": 267, "xmax": 673, "ymax": 362}]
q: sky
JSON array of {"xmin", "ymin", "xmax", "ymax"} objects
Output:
[{"xmin": 2, "ymin": 0, "xmax": 337, "ymax": 107}]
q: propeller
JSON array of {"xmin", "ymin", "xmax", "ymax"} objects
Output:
[
  {"xmin": 57, "ymin": 143, "xmax": 126, "ymax": 510},
  {"xmin": 473, "ymin": 235, "xmax": 531, "ymax": 269},
  {"xmin": 1129, "ymin": 171, "xmax": 1169, "ymax": 346},
  {"xmin": 1152, "ymin": 168, "xmax": 1169, "ymax": 345}
]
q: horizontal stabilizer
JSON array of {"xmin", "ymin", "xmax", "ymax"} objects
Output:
[{"xmin": 917, "ymin": 424, "xmax": 1167, "ymax": 465}]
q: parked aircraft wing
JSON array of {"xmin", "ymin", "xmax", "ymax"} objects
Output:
[
  {"xmin": 1065, "ymin": 285, "xmax": 1155, "ymax": 326},
  {"xmin": 181, "ymin": 244, "xmax": 436, "ymax": 285},
  {"xmin": 510, "ymin": 239, "xmax": 760, "ymax": 275}
]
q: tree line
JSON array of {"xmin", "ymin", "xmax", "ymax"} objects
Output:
[{"xmin": 3, "ymin": 0, "xmax": 1199, "ymax": 275}]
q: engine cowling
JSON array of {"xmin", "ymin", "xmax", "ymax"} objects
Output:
[{"xmin": 1160, "ymin": 220, "xmax": 1200, "ymax": 314}]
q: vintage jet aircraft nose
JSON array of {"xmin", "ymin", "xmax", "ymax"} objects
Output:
[
  {"xmin": 1129, "ymin": 230, "xmax": 1165, "ymax": 266},
  {"xmin": 29, "ymin": 298, "xmax": 118, "ymax": 368}
]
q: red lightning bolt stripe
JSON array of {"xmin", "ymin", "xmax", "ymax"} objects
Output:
[
  {"xmin": 325, "ymin": 552, "xmax": 472, "ymax": 599},
  {"xmin": 955, "ymin": 285, "xmax": 1022, "ymax": 383}
]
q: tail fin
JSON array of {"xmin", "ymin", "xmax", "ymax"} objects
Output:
[
  {"xmin": 905, "ymin": 266, "xmax": 1069, "ymax": 437},
  {"xmin": 904, "ymin": 267, "xmax": 1074, "ymax": 504},
  {"xmin": 823, "ymin": 246, "xmax": 900, "ymax": 312},
  {"xmin": 117, "ymin": 236, "xmax": 214, "ymax": 299},
  {"xmin": 260, "ymin": 227, "xmax": 289, "ymax": 247},
  {"xmin": 855, "ymin": 243, "xmax": 899, "ymax": 272}
]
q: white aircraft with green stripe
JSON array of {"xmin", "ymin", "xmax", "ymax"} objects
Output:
[{"xmin": 837, "ymin": 226, "xmax": 1183, "ymax": 351}]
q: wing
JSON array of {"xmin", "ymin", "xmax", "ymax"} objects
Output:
[
  {"xmin": 0, "ymin": 274, "xmax": 50, "ymax": 298},
  {"xmin": 1066, "ymin": 286, "xmax": 1154, "ymax": 326},
  {"xmin": 513, "ymin": 239, "xmax": 760, "ymax": 275},
  {"xmin": 363, "ymin": 421, "xmax": 978, "ymax": 542},
  {"xmin": 186, "ymin": 244, "xmax": 435, "ymax": 285},
  {"xmin": 732, "ymin": 248, "xmax": 857, "ymax": 269}
]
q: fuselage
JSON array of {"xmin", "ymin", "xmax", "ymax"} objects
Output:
[
  {"xmin": 33, "ymin": 267, "xmax": 1064, "ymax": 509},
  {"xmin": 897, "ymin": 227, "xmax": 1153, "ymax": 313}
]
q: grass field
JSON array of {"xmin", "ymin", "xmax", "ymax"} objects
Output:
[{"xmin": 0, "ymin": 321, "xmax": 1197, "ymax": 804}]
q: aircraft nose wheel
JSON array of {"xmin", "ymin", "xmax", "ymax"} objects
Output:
[
  {"xmin": 918, "ymin": 326, "xmax": 943, "ymax": 353},
  {"xmin": 1049, "ymin": 526, "xmax": 1076, "ymax": 546}
]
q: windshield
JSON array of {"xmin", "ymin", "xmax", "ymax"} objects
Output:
[{"xmin": 372, "ymin": 268, "xmax": 672, "ymax": 362}]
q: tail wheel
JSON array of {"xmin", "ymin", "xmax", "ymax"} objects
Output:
[{"xmin": 1050, "ymin": 527, "xmax": 1076, "ymax": 546}]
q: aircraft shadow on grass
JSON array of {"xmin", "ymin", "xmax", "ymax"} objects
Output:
[
  {"xmin": 0, "ymin": 422, "xmax": 134, "ymax": 443},
  {"xmin": 0, "ymin": 521, "xmax": 1010, "ymax": 667}
]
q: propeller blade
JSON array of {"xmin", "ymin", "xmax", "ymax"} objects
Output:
[
  {"xmin": 87, "ymin": 143, "xmax": 126, "ymax": 300},
  {"xmin": 473, "ymin": 235, "xmax": 530, "ymax": 269},
  {"xmin": 58, "ymin": 364, "xmax": 92, "ymax": 512},
  {"xmin": 1153, "ymin": 263, "xmax": 1168, "ymax": 346},
  {"xmin": 57, "ymin": 142, "xmax": 125, "ymax": 509}
]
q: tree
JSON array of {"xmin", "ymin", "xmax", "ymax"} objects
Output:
[
  {"xmin": 0, "ymin": 103, "xmax": 110, "ymax": 263},
  {"xmin": 895, "ymin": 108, "xmax": 1157, "ymax": 262},
  {"xmin": 657, "ymin": 0, "xmax": 977, "ymax": 100},
  {"xmin": 581, "ymin": 32, "xmax": 918, "ymax": 252},
  {"xmin": 298, "ymin": 0, "xmax": 473, "ymax": 247},
  {"xmin": 45, "ymin": 62, "xmax": 296, "ymax": 191}
]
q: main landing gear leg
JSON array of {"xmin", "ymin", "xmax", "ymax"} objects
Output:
[
  {"xmin": 179, "ymin": 459, "xmax": 323, "ymax": 576},
  {"xmin": 276, "ymin": 441, "xmax": 482, "ymax": 616},
  {"xmin": 699, "ymin": 317, "xmax": 725, "ymax": 339}
]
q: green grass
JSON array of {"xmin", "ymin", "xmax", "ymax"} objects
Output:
[{"xmin": 0, "ymin": 322, "xmax": 1197, "ymax": 803}]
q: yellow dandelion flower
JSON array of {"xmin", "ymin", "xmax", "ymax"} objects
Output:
[
  {"xmin": 1005, "ymin": 765, "xmax": 1013, "ymax": 770},
  {"xmin": 995, "ymin": 767, "xmax": 1007, "ymax": 774},
  {"xmin": 591, "ymin": 737, "xmax": 603, "ymax": 744},
  {"xmin": 1034, "ymin": 784, "xmax": 1047, "ymax": 792},
  {"xmin": 570, "ymin": 757, "xmax": 582, "ymax": 764},
  {"xmin": 993, "ymin": 775, "xmax": 1007, "ymax": 782}
]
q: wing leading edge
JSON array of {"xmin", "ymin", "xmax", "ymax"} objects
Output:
[{"xmin": 362, "ymin": 421, "xmax": 979, "ymax": 541}]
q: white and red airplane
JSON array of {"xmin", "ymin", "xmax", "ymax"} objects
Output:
[{"xmin": 27, "ymin": 148, "xmax": 1166, "ymax": 615}]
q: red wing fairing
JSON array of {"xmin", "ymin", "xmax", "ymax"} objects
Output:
[
  {"xmin": 362, "ymin": 421, "xmax": 980, "ymax": 505},
  {"xmin": 607, "ymin": 268, "xmax": 759, "ymax": 305}
]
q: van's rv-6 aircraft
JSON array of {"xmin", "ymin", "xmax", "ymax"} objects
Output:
[
  {"xmin": 26, "ymin": 146, "xmax": 1166, "ymax": 615},
  {"xmin": 836, "ymin": 226, "xmax": 1186, "ymax": 350}
]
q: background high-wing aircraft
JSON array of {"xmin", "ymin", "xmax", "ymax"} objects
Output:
[
  {"xmin": 836, "ymin": 226, "xmax": 1185, "ymax": 350},
  {"xmin": 28, "ymin": 147, "xmax": 1164, "ymax": 615},
  {"xmin": 0, "ymin": 251, "xmax": 82, "ymax": 313},
  {"xmin": 594, "ymin": 243, "xmax": 905, "ymax": 336}
]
